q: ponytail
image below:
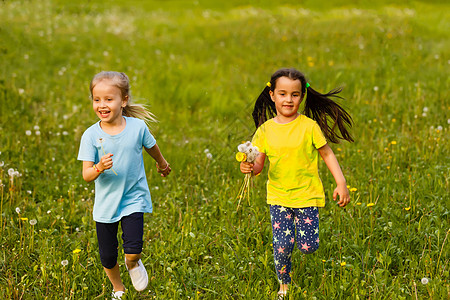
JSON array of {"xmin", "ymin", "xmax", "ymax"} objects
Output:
[
  {"xmin": 90, "ymin": 71, "xmax": 157, "ymax": 127},
  {"xmin": 252, "ymin": 68, "xmax": 353, "ymax": 143}
]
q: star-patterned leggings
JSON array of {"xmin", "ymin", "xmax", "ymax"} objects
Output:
[{"xmin": 270, "ymin": 205, "xmax": 319, "ymax": 284}]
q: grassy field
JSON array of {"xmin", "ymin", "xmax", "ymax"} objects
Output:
[{"xmin": 0, "ymin": 0, "xmax": 449, "ymax": 299}]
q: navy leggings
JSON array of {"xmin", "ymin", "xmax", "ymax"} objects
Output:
[
  {"xmin": 270, "ymin": 205, "xmax": 319, "ymax": 284},
  {"xmin": 96, "ymin": 212, "xmax": 144, "ymax": 269}
]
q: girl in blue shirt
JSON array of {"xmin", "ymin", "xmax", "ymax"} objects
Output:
[{"xmin": 78, "ymin": 71, "xmax": 171, "ymax": 299}]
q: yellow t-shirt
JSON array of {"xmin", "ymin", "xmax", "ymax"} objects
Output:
[{"xmin": 252, "ymin": 115, "xmax": 327, "ymax": 208}]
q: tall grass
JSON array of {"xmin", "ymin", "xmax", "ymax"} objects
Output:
[{"xmin": 0, "ymin": 0, "xmax": 448, "ymax": 299}]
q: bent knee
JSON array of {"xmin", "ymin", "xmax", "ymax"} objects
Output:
[
  {"xmin": 298, "ymin": 243, "xmax": 319, "ymax": 254},
  {"xmin": 100, "ymin": 254, "xmax": 118, "ymax": 269}
]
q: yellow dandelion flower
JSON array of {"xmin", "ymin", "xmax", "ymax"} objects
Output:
[
  {"xmin": 367, "ymin": 203, "xmax": 375, "ymax": 207},
  {"xmin": 391, "ymin": 141, "xmax": 397, "ymax": 145},
  {"xmin": 328, "ymin": 60, "xmax": 334, "ymax": 66},
  {"xmin": 356, "ymin": 202, "xmax": 362, "ymax": 205},
  {"xmin": 340, "ymin": 262, "xmax": 346, "ymax": 266},
  {"xmin": 387, "ymin": 166, "xmax": 391, "ymax": 170},
  {"xmin": 281, "ymin": 36, "xmax": 288, "ymax": 42},
  {"xmin": 349, "ymin": 188, "xmax": 357, "ymax": 192},
  {"xmin": 337, "ymin": 148, "xmax": 342, "ymax": 151},
  {"xmin": 21, "ymin": 217, "xmax": 28, "ymax": 221},
  {"xmin": 308, "ymin": 61, "xmax": 315, "ymax": 67},
  {"xmin": 235, "ymin": 152, "xmax": 247, "ymax": 162},
  {"xmin": 307, "ymin": 56, "xmax": 313, "ymax": 61},
  {"xmin": 322, "ymin": 259, "xmax": 326, "ymax": 262},
  {"xmin": 73, "ymin": 248, "xmax": 82, "ymax": 254},
  {"xmin": 404, "ymin": 207, "xmax": 411, "ymax": 211}
]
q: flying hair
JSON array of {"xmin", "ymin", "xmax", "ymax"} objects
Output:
[
  {"xmin": 89, "ymin": 71, "xmax": 157, "ymax": 127},
  {"xmin": 252, "ymin": 68, "xmax": 354, "ymax": 143}
]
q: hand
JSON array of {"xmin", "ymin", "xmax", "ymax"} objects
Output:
[
  {"xmin": 240, "ymin": 161, "xmax": 254, "ymax": 174},
  {"xmin": 156, "ymin": 161, "xmax": 171, "ymax": 177},
  {"xmin": 333, "ymin": 184, "xmax": 350, "ymax": 207},
  {"xmin": 98, "ymin": 153, "xmax": 113, "ymax": 172}
]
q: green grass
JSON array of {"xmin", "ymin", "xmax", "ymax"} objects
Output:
[{"xmin": 0, "ymin": 0, "xmax": 449, "ymax": 299}]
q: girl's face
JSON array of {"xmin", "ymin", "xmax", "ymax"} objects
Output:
[
  {"xmin": 270, "ymin": 76, "xmax": 303, "ymax": 122},
  {"xmin": 92, "ymin": 80, "xmax": 128, "ymax": 126}
]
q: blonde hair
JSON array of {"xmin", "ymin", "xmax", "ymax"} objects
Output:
[{"xmin": 89, "ymin": 71, "xmax": 157, "ymax": 126}]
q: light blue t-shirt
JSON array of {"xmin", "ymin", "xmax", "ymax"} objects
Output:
[{"xmin": 77, "ymin": 116, "xmax": 156, "ymax": 223}]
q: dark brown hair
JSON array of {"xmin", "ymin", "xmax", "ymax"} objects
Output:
[{"xmin": 252, "ymin": 68, "xmax": 353, "ymax": 143}]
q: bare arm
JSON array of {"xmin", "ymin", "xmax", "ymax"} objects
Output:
[
  {"xmin": 318, "ymin": 144, "xmax": 350, "ymax": 207},
  {"xmin": 144, "ymin": 143, "xmax": 171, "ymax": 177},
  {"xmin": 240, "ymin": 152, "xmax": 266, "ymax": 175}
]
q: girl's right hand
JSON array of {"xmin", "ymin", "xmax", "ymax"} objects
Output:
[
  {"xmin": 240, "ymin": 161, "xmax": 254, "ymax": 174},
  {"xmin": 97, "ymin": 153, "xmax": 113, "ymax": 172}
]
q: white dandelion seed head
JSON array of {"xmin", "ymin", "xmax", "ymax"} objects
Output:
[
  {"xmin": 13, "ymin": 171, "xmax": 20, "ymax": 177},
  {"xmin": 422, "ymin": 112, "xmax": 427, "ymax": 117},
  {"xmin": 25, "ymin": 130, "xmax": 32, "ymax": 136},
  {"xmin": 373, "ymin": 86, "xmax": 379, "ymax": 92},
  {"xmin": 206, "ymin": 152, "xmax": 213, "ymax": 160},
  {"xmin": 423, "ymin": 107, "xmax": 428, "ymax": 112},
  {"xmin": 8, "ymin": 168, "xmax": 15, "ymax": 177},
  {"xmin": 18, "ymin": 88, "xmax": 25, "ymax": 95},
  {"xmin": 76, "ymin": 227, "xmax": 80, "ymax": 232},
  {"xmin": 35, "ymin": 131, "xmax": 41, "ymax": 136},
  {"xmin": 62, "ymin": 131, "xmax": 68, "ymax": 136},
  {"xmin": 33, "ymin": 125, "xmax": 40, "ymax": 130},
  {"xmin": 204, "ymin": 149, "xmax": 210, "ymax": 153},
  {"xmin": 61, "ymin": 260, "xmax": 69, "ymax": 266},
  {"xmin": 0, "ymin": 161, "xmax": 4, "ymax": 167},
  {"xmin": 421, "ymin": 277, "xmax": 429, "ymax": 285},
  {"xmin": 29, "ymin": 219, "xmax": 37, "ymax": 225},
  {"xmin": 15, "ymin": 207, "xmax": 21, "ymax": 214},
  {"xmin": 437, "ymin": 125, "xmax": 443, "ymax": 131},
  {"xmin": 237, "ymin": 144, "xmax": 247, "ymax": 152},
  {"xmin": 27, "ymin": 190, "xmax": 32, "ymax": 194},
  {"xmin": 47, "ymin": 210, "xmax": 51, "ymax": 214}
]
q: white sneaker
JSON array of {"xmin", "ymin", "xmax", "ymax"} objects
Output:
[
  {"xmin": 111, "ymin": 290, "xmax": 125, "ymax": 299},
  {"xmin": 125, "ymin": 258, "xmax": 148, "ymax": 291}
]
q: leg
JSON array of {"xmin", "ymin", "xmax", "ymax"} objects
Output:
[
  {"xmin": 96, "ymin": 221, "xmax": 125, "ymax": 292},
  {"xmin": 270, "ymin": 205, "xmax": 296, "ymax": 289},
  {"xmin": 121, "ymin": 212, "xmax": 148, "ymax": 291},
  {"xmin": 294, "ymin": 207, "xmax": 319, "ymax": 254}
]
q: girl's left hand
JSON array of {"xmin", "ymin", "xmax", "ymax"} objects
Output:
[
  {"xmin": 156, "ymin": 162, "xmax": 171, "ymax": 177},
  {"xmin": 333, "ymin": 184, "xmax": 350, "ymax": 207}
]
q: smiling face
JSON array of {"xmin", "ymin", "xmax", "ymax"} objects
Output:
[
  {"xmin": 92, "ymin": 80, "xmax": 128, "ymax": 126},
  {"xmin": 270, "ymin": 76, "xmax": 303, "ymax": 123}
]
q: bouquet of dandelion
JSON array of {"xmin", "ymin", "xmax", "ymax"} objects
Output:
[{"xmin": 235, "ymin": 141, "xmax": 259, "ymax": 210}]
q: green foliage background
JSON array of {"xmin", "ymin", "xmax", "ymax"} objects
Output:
[{"xmin": 0, "ymin": 0, "xmax": 448, "ymax": 299}]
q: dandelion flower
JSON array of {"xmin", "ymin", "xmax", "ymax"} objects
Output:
[
  {"xmin": 421, "ymin": 277, "xmax": 429, "ymax": 285},
  {"xmin": 391, "ymin": 141, "xmax": 397, "ymax": 145},
  {"xmin": 61, "ymin": 260, "xmax": 69, "ymax": 266},
  {"xmin": 404, "ymin": 207, "xmax": 411, "ymax": 211},
  {"xmin": 25, "ymin": 130, "xmax": 32, "ymax": 136},
  {"xmin": 16, "ymin": 207, "xmax": 21, "ymax": 214},
  {"xmin": 367, "ymin": 203, "xmax": 375, "ymax": 207},
  {"xmin": 206, "ymin": 152, "xmax": 213, "ymax": 160},
  {"xmin": 236, "ymin": 152, "xmax": 247, "ymax": 162},
  {"xmin": 29, "ymin": 219, "xmax": 37, "ymax": 225},
  {"xmin": 203, "ymin": 149, "xmax": 210, "ymax": 153},
  {"xmin": 33, "ymin": 125, "xmax": 40, "ymax": 131},
  {"xmin": 373, "ymin": 86, "xmax": 379, "ymax": 92},
  {"xmin": 356, "ymin": 202, "xmax": 362, "ymax": 205},
  {"xmin": 21, "ymin": 217, "xmax": 28, "ymax": 221},
  {"xmin": 73, "ymin": 249, "xmax": 82, "ymax": 254},
  {"xmin": 340, "ymin": 262, "xmax": 346, "ymax": 266},
  {"xmin": 349, "ymin": 188, "xmax": 357, "ymax": 192},
  {"xmin": 8, "ymin": 168, "xmax": 15, "ymax": 177},
  {"xmin": 423, "ymin": 107, "xmax": 428, "ymax": 112}
]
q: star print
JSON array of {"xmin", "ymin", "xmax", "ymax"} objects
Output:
[
  {"xmin": 316, "ymin": 238, "xmax": 320, "ymax": 243},
  {"xmin": 274, "ymin": 237, "xmax": 279, "ymax": 243},
  {"xmin": 295, "ymin": 217, "xmax": 300, "ymax": 223},
  {"xmin": 301, "ymin": 242, "xmax": 311, "ymax": 251},
  {"xmin": 279, "ymin": 266, "xmax": 286, "ymax": 274},
  {"xmin": 274, "ymin": 259, "xmax": 279, "ymax": 265},
  {"xmin": 299, "ymin": 209, "xmax": 304, "ymax": 214},
  {"xmin": 273, "ymin": 222, "xmax": 281, "ymax": 229},
  {"xmin": 314, "ymin": 228, "xmax": 319, "ymax": 234},
  {"xmin": 277, "ymin": 246, "xmax": 285, "ymax": 253},
  {"xmin": 283, "ymin": 228, "xmax": 291, "ymax": 236},
  {"xmin": 278, "ymin": 206, "xmax": 287, "ymax": 213},
  {"xmin": 290, "ymin": 237, "xmax": 295, "ymax": 243},
  {"xmin": 285, "ymin": 214, "xmax": 292, "ymax": 219},
  {"xmin": 299, "ymin": 229, "xmax": 305, "ymax": 237},
  {"xmin": 304, "ymin": 217, "xmax": 312, "ymax": 225}
]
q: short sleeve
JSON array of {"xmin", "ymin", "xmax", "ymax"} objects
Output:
[
  {"xmin": 77, "ymin": 131, "xmax": 96, "ymax": 162},
  {"xmin": 252, "ymin": 126, "xmax": 266, "ymax": 154},
  {"xmin": 142, "ymin": 125, "xmax": 156, "ymax": 149},
  {"xmin": 312, "ymin": 122, "xmax": 327, "ymax": 149}
]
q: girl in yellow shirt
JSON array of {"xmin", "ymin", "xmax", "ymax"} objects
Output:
[{"xmin": 240, "ymin": 68, "xmax": 353, "ymax": 297}]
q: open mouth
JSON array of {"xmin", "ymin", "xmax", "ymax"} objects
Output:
[{"xmin": 99, "ymin": 110, "xmax": 111, "ymax": 117}]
